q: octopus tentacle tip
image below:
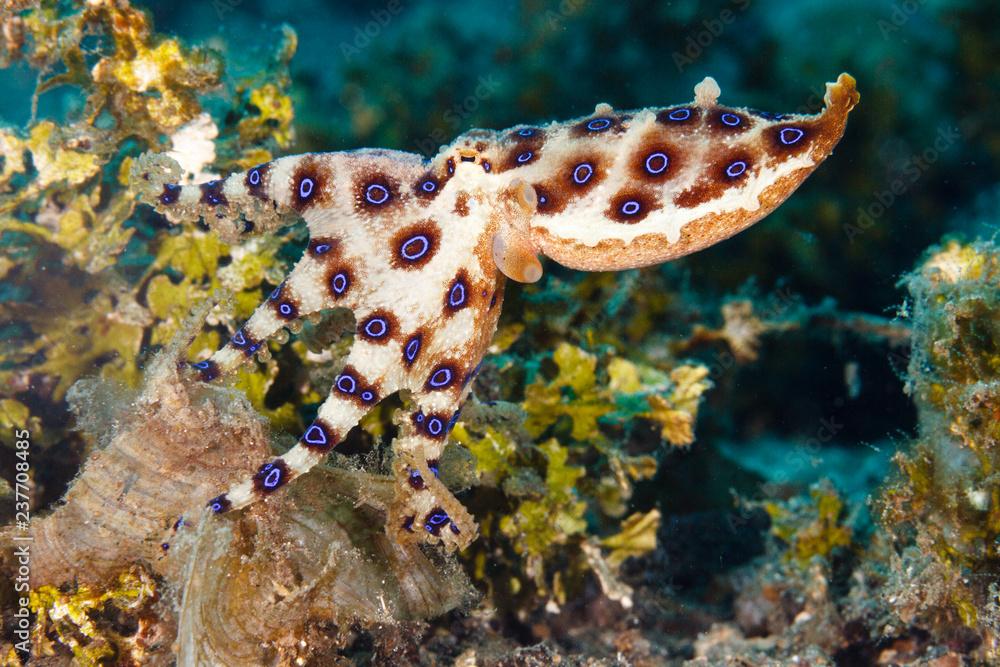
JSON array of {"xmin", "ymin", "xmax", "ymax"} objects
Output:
[
  {"xmin": 694, "ymin": 76, "xmax": 721, "ymax": 106},
  {"xmin": 826, "ymin": 72, "xmax": 861, "ymax": 110}
]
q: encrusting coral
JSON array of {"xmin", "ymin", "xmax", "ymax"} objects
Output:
[{"xmin": 877, "ymin": 239, "xmax": 1000, "ymax": 653}]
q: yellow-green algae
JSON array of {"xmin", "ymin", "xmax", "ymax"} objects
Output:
[{"xmin": 878, "ymin": 240, "xmax": 1000, "ymax": 642}]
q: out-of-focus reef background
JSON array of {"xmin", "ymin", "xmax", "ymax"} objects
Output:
[{"xmin": 0, "ymin": 0, "xmax": 999, "ymax": 665}]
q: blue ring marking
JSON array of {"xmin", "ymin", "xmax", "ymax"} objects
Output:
[
  {"xmin": 262, "ymin": 465, "xmax": 282, "ymax": 489},
  {"xmin": 278, "ymin": 302, "xmax": 294, "ymax": 317},
  {"xmin": 429, "ymin": 367, "xmax": 453, "ymax": 388},
  {"xmin": 331, "ymin": 272, "xmax": 349, "ymax": 295},
  {"xmin": 248, "ymin": 169, "xmax": 261, "ymax": 186},
  {"xmin": 538, "ymin": 194, "xmax": 548, "ymax": 205},
  {"xmin": 402, "ymin": 516, "xmax": 415, "ymax": 532},
  {"xmin": 408, "ymin": 468, "xmax": 424, "ymax": 488},
  {"xmin": 450, "ymin": 523, "xmax": 461, "ymax": 534},
  {"xmin": 779, "ymin": 127, "xmax": 805, "ymax": 145},
  {"xmin": 572, "ymin": 163, "xmax": 594, "ymax": 185},
  {"xmin": 517, "ymin": 151, "xmax": 533, "ymax": 163},
  {"xmin": 620, "ymin": 200, "xmax": 642, "ymax": 216},
  {"xmin": 202, "ymin": 180, "xmax": 224, "ymax": 205},
  {"xmin": 160, "ymin": 183, "xmax": 181, "ymax": 204},
  {"xmin": 420, "ymin": 178, "xmax": 437, "ymax": 193},
  {"xmin": 193, "ymin": 361, "xmax": 211, "ymax": 370},
  {"xmin": 586, "ymin": 117, "xmax": 612, "ymax": 131},
  {"xmin": 427, "ymin": 417, "xmax": 444, "ymax": 436},
  {"xmin": 725, "ymin": 160, "xmax": 748, "ymax": 178},
  {"xmin": 756, "ymin": 110, "xmax": 785, "ymax": 120},
  {"xmin": 270, "ymin": 285, "xmax": 281, "ymax": 300},
  {"xmin": 207, "ymin": 495, "xmax": 229, "ymax": 513},
  {"xmin": 365, "ymin": 183, "xmax": 390, "ymax": 205},
  {"xmin": 644, "ymin": 152, "xmax": 669, "ymax": 175},
  {"xmin": 336, "ymin": 374, "xmax": 357, "ymax": 394},
  {"xmin": 424, "ymin": 508, "xmax": 450, "ymax": 532},
  {"xmin": 364, "ymin": 318, "xmax": 388, "ymax": 338},
  {"xmin": 313, "ymin": 242, "xmax": 331, "ymax": 254},
  {"xmin": 448, "ymin": 282, "xmax": 466, "ymax": 307},
  {"xmin": 299, "ymin": 177, "xmax": 314, "ymax": 199},
  {"xmin": 303, "ymin": 423, "xmax": 328, "ymax": 447},
  {"xmin": 517, "ymin": 128, "xmax": 536, "ymax": 137},
  {"xmin": 400, "ymin": 235, "xmax": 429, "ymax": 261},
  {"xmin": 667, "ymin": 108, "xmax": 691, "ymax": 121},
  {"xmin": 415, "ymin": 412, "xmax": 425, "ymax": 423},
  {"xmin": 482, "ymin": 160, "xmax": 492, "ymax": 172},
  {"xmin": 720, "ymin": 112, "xmax": 742, "ymax": 127},
  {"xmin": 231, "ymin": 330, "xmax": 247, "ymax": 347},
  {"xmin": 404, "ymin": 336, "xmax": 421, "ymax": 363},
  {"xmin": 361, "ymin": 390, "xmax": 375, "ymax": 402}
]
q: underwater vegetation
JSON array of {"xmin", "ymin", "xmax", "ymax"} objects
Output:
[{"xmin": 1, "ymin": 0, "xmax": 1000, "ymax": 665}]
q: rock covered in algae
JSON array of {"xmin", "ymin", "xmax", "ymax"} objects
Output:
[
  {"xmin": 20, "ymin": 338, "xmax": 271, "ymax": 587},
  {"xmin": 175, "ymin": 467, "xmax": 474, "ymax": 666},
  {"xmin": 5, "ymin": 311, "xmax": 472, "ymax": 663},
  {"xmin": 876, "ymin": 239, "xmax": 1000, "ymax": 651}
]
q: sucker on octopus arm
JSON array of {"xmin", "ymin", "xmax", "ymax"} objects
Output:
[{"xmin": 131, "ymin": 73, "xmax": 860, "ymax": 552}]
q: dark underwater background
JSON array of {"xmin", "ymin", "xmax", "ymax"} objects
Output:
[{"xmin": 2, "ymin": 0, "xmax": 1000, "ymax": 664}]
